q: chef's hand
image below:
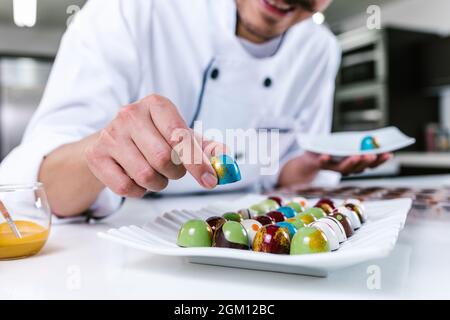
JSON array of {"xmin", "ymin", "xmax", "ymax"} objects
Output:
[
  {"xmin": 278, "ymin": 152, "xmax": 393, "ymax": 187},
  {"xmin": 85, "ymin": 94, "xmax": 227, "ymax": 197},
  {"xmin": 315, "ymin": 152, "xmax": 393, "ymax": 176}
]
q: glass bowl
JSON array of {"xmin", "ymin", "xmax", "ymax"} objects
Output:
[{"xmin": 0, "ymin": 183, "xmax": 51, "ymax": 260}]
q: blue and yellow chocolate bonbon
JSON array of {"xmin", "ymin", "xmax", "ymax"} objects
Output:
[
  {"xmin": 210, "ymin": 154, "xmax": 242, "ymax": 185},
  {"xmin": 360, "ymin": 136, "xmax": 380, "ymax": 151}
]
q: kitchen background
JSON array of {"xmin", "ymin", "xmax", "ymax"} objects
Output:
[{"xmin": 0, "ymin": 0, "xmax": 449, "ymax": 179}]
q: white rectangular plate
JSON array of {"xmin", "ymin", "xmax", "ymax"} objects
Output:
[
  {"xmin": 297, "ymin": 127, "xmax": 415, "ymax": 157},
  {"xmin": 98, "ymin": 195, "xmax": 412, "ymax": 277}
]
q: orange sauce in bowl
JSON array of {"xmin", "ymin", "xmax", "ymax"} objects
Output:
[{"xmin": 0, "ymin": 221, "xmax": 49, "ymax": 260}]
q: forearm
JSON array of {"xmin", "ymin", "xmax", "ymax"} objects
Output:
[
  {"xmin": 278, "ymin": 152, "xmax": 393, "ymax": 188},
  {"xmin": 39, "ymin": 133, "xmax": 105, "ymax": 217}
]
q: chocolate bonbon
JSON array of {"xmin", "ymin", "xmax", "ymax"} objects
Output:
[
  {"xmin": 241, "ymin": 219, "xmax": 263, "ymax": 247},
  {"xmin": 266, "ymin": 211, "xmax": 286, "ymax": 223},
  {"xmin": 345, "ymin": 203, "xmax": 366, "ymax": 224},
  {"xmin": 212, "ymin": 221, "xmax": 249, "ymax": 250},
  {"xmin": 304, "ymin": 207, "xmax": 326, "ymax": 220},
  {"xmin": 177, "ymin": 219, "xmax": 212, "ymax": 248},
  {"xmin": 319, "ymin": 217, "xmax": 347, "ymax": 243},
  {"xmin": 254, "ymin": 215, "xmax": 276, "ymax": 226},
  {"xmin": 222, "ymin": 212, "xmax": 243, "ymax": 222},
  {"xmin": 286, "ymin": 202, "xmax": 304, "ymax": 213},
  {"xmin": 292, "ymin": 197, "xmax": 308, "ymax": 208},
  {"xmin": 290, "ymin": 227, "xmax": 330, "ymax": 255},
  {"xmin": 237, "ymin": 208, "xmax": 254, "ymax": 220},
  {"xmin": 276, "ymin": 222, "xmax": 297, "ymax": 239},
  {"xmin": 210, "ymin": 154, "xmax": 241, "ymax": 185},
  {"xmin": 314, "ymin": 198, "xmax": 335, "ymax": 214},
  {"xmin": 335, "ymin": 206, "xmax": 361, "ymax": 230},
  {"xmin": 277, "ymin": 206, "xmax": 296, "ymax": 219},
  {"xmin": 296, "ymin": 212, "xmax": 316, "ymax": 225},
  {"xmin": 253, "ymin": 225, "xmax": 290, "ymax": 254},
  {"xmin": 360, "ymin": 136, "xmax": 380, "ymax": 151},
  {"xmin": 260, "ymin": 199, "xmax": 280, "ymax": 211},
  {"xmin": 329, "ymin": 212, "xmax": 354, "ymax": 238},
  {"xmin": 268, "ymin": 196, "xmax": 283, "ymax": 207},
  {"xmin": 206, "ymin": 216, "xmax": 226, "ymax": 235},
  {"xmin": 286, "ymin": 217, "xmax": 305, "ymax": 230},
  {"xmin": 309, "ymin": 221, "xmax": 339, "ymax": 251}
]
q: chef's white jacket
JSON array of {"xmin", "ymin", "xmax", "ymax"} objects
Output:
[{"xmin": 0, "ymin": 0, "xmax": 341, "ymax": 219}]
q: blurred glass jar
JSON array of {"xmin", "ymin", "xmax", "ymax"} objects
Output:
[
  {"xmin": 437, "ymin": 128, "xmax": 450, "ymax": 152},
  {"xmin": 0, "ymin": 183, "xmax": 51, "ymax": 260}
]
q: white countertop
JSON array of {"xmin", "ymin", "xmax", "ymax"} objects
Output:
[{"xmin": 1, "ymin": 175, "xmax": 450, "ymax": 300}]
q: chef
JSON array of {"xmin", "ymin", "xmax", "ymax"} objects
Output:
[{"xmin": 0, "ymin": 0, "xmax": 391, "ymax": 219}]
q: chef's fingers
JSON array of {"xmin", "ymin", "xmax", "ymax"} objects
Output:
[
  {"xmin": 338, "ymin": 156, "xmax": 361, "ymax": 176},
  {"xmin": 351, "ymin": 154, "xmax": 377, "ymax": 174},
  {"xmin": 318, "ymin": 154, "xmax": 332, "ymax": 165},
  {"xmin": 143, "ymin": 95, "xmax": 218, "ymax": 189},
  {"xmin": 323, "ymin": 156, "xmax": 361, "ymax": 176},
  {"xmin": 171, "ymin": 129, "xmax": 218, "ymax": 189},
  {"xmin": 341, "ymin": 156, "xmax": 368, "ymax": 175},
  {"xmin": 86, "ymin": 152, "xmax": 146, "ymax": 198},
  {"xmin": 109, "ymin": 136, "xmax": 169, "ymax": 192},
  {"xmin": 121, "ymin": 103, "xmax": 186, "ymax": 180},
  {"xmin": 200, "ymin": 136, "xmax": 230, "ymax": 158},
  {"xmin": 369, "ymin": 153, "xmax": 393, "ymax": 168}
]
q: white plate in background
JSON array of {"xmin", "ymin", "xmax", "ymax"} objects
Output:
[
  {"xmin": 98, "ymin": 194, "xmax": 412, "ymax": 277},
  {"xmin": 297, "ymin": 127, "xmax": 416, "ymax": 157}
]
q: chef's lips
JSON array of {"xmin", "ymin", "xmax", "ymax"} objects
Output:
[{"xmin": 283, "ymin": 0, "xmax": 316, "ymax": 12}]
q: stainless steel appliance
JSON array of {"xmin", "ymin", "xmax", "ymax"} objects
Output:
[
  {"xmin": 421, "ymin": 36, "xmax": 450, "ymax": 133},
  {"xmin": 0, "ymin": 56, "xmax": 52, "ymax": 159}
]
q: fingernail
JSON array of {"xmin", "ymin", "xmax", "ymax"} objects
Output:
[{"xmin": 201, "ymin": 172, "xmax": 217, "ymax": 189}]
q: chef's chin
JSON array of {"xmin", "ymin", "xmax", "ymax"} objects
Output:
[
  {"xmin": 235, "ymin": 0, "xmax": 313, "ymax": 41},
  {"xmin": 237, "ymin": 12, "xmax": 286, "ymax": 41}
]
